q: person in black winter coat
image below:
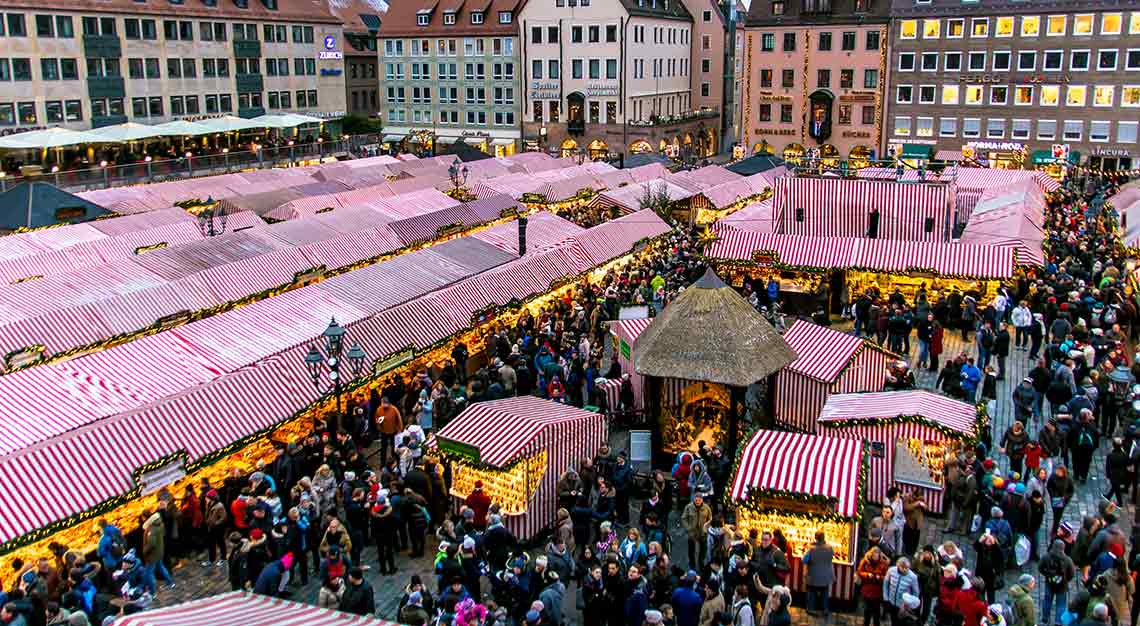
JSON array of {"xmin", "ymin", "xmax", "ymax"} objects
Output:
[
  {"xmin": 371, "ymin": 497, "xmax": 399, "ymax": 575},
  {"xmin": 1104, "ymin": 439, "xmax": 1131, "ymax": 505},
  {"xmin": 993, "ymin": 324, "xmax": 1011, "ymax": 380},
  {"xmin": 340, "ymin": 568, "xmax": 377, "ymax": 615},
  {"xmin": 482, "ymin": 514, "xmax": 519, "ymax": 571}
]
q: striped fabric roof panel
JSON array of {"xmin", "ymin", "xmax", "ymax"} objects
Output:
[
  {"xmin": 610, "ymin": 318, "xmax": 653, "ymax": 345},
  {"xmin": 196, "ymin": 248, "xmax": 314, "ymax": 303},
  {"xmin": 461, "ymin": 193, "xmax": 518, "ymax": 222},
  {"xmin": 0, "ymin": 244, "xmax": 106, "ymax": 285},
  {"xmin": 569, "ymin": 211, "xmax": 671, "ymax": 265},
  {"xmin": 435, "ymin": 397, "xmax": 603, "ymax": 467},
  {"xmin": 471, "ymin": 212, "xmax": 584, "ymax": 256},
  {"xmin": 0, "ymin": 306, "xmax": 116, "ymax": 358},
  {"xmin": 310, "ymin": 206, "xmax": 395, "ymax": 234},
  {"xmin": 818, "ymin": 389, "xmax": 977, "ymax": 435},
  {"xmin": 293, "ymin": 229, "xmax": 399, "ymax": 270},
  {"xmin": 84, "ymin": 278, "xmax": 219, "ymax": 337},
  {"xmin": 130, "ymin": 230, "xmax": 283, "ymax": 280},
  {"xmin": 0, "ymin": 260, "xmax": 166, "ymax": 316},
  {"xmin": 782, "ymin": 319, "xmax": 868, "ymax": 382},
  {"xmin": 262, "ymin": 219, "xmax": 341, "ymax": 246},
  {"xmin": 425, "ymin": 235, "xmax": 519, "ymax": 274},
  {"xmin": 87, "ymin": 207, "xmax": 196, "ymax": 235},
  {"xmin": 729, "ymin": 429, "xmax": 865, "ymax": 517},
  {"xmin": 387, "ymin": 204, "xmax": 482, "ymax": 246},
  {"xmin": 15, "ymin": 222, "xmax": 109, "ymax": 252},
  {"xmin": 719, "ymin": 199, "xmax": 775, "ymax": 233},
  {"xmin": 115, "ymin": 591, "xmax": 400, "ymax": 626}
]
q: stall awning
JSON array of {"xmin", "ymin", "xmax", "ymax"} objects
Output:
[
  {"xmin": 818, "ymin": 390, "xmax": 978, "ymax": 435},
  {"xmin": 491, "ymin": 138, "xmax": 515, "ymax": 146},
  {"xmin": 729, "ymin": 430, "xmax": 865, "ymax": 517},
  {"xmin": 381, "ymin": 134, "xmax": 404, "ymax": 143},
  {"xmin": 934, "ymin": 149, "xmax": 963, "ymax": 162},
  {"xmin": 435, "ymin": 396, "xmax": 603, "ymax": 467},
  {"xmin": 900, "ymin": 144, "xmax": 933, "ymax": 159},
  {"xmin": 782, "ymin": 319, "xmax": 891, "ymax": 383},
  {"xmin": 116, "ymin": 591, "xmax": 400, "ymax": 626}
]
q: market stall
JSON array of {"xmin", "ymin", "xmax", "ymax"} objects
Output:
[
  {"xmin": 817, "ymin": 390, "xmax": 982, "ymax": 514},
  {"xmin": 433, "ymin": 397, "xmax": 607, "ymax": 540},
  {"xmin": 729, "ymin": 430, "xmax": 866, "ymax": 600},
  {"xmin": 116, "ymin": 590, "xmax": 399, "ymax": 626},
  {"xmin": 775, "ymin": 320, "xmax": 891, "ymax": 432}
]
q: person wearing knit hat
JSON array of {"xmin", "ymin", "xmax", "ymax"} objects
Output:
[{"xmin": 644, "ymin": 609, "xmax": 664, "ymax": 625}]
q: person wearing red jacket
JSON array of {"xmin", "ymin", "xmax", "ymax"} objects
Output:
[
  {"xmin": 857, "ymin": 547, "xmax": 889, "ymax": 626},
  {"xmin": 957, "ymin": 579, "xmax": 989, "ymax": 626},
  {"xmin": 465, "ymin": 481, "xmax": 492, "ymax": 530}
]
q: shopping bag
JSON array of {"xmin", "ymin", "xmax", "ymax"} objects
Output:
[
  {"xmin": 970, "ymin": 513, "xmax": 982, "ymax": 533},
  {"xmin": 1014, "ymin": 534, "xmax": 1032, "ymax": 566}
]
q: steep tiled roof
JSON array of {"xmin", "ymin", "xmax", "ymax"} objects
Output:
[
  {"xmin": 325, "ymin": 0, "xmax": 388, "ymax": 31},
  {"xmin": 621, "ymin": 0, "xmax": 693, "ymax": 22},
  {"xmin": 380, "ymin": 0, "xmax": 521, "ymax": 36},
  {"xmin": 0, "ymin": 0, "xmax": 341, "ymax": 23}
]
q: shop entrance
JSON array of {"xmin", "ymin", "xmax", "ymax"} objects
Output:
[{"xmin": 662, "ymin": 381, "xmax": 730, "ymax": 452}]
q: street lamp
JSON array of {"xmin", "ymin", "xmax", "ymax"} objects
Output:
[
  {"xmin": 448, "ymin": 157, "xmax": 469, "ymax": 195},
  {"xmin": 304, "ymin": 317, "xmax": 368, "ymax": 433},
  {"xmin": 196, "ymin": 199, "xmax": 228, "ymax": 237}
]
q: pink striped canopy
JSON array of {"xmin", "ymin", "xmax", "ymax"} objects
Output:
[
  {"xmin": 729, "ymin": 430, "xmax": 865, "ymax": 517},
  {"xmin": 772, "ymin": 176, "xmax": 956, "ymax": 241},
  {"xmin": 719, "ymin": 199, "xmax": 774, "ymax": 233},
  {"xmin": 471, "ymin": 211, "xmax": 584, "ymax": 255},
  {"xmin": 436, "ymin": 396, "xmax": 604, "ymax": 467},
  {"xmin": 782, "ymin": 319, "xmax": 888, "ymax": 383},
  {"xmin": 818, "ymin": 389, "xmax": 977, "ymax": 435},
  {"xmin": 116, "ymin": 591, "xmax": 398, "ymax": 626}
]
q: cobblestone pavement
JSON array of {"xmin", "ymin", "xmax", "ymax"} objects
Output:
[{"xmin": 150, "ymin": 322, "xmax": 1130, "ymax": 625}]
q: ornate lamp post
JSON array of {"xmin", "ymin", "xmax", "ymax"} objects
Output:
[
  {"xmin": 196, "ymin": 199, "xmax": 228, "ymax": 237},
  {"xmin": 304, "ymin": 317, "xmax": 368, "ymax": 433},
  {"xmin": 448, "ymin": 157, "xmax": 469, "ymax": 195}
]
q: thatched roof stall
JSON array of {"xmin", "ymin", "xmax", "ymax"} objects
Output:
[
  {"xmin": 633, "ymin": 269, "xmax": 795, "ymax": 385},
  {"xmin": 632, "ymin": 268, "xmax": 795, "ymax": 457}
]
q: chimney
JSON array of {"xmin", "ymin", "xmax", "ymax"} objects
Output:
[{"xmin": 518, "ymin": 215, "xmax": 528, "ymax": 256}]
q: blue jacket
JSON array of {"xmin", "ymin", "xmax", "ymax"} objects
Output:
[
  {"xmin": 67, "ymin": 579, "xmax": 97, "ymax": 616},
  {"xmin": 671, "ymin": 586, "xmax": 703, "ymax": 626},
  {"xmin": 961, "ymin": 364, "xmax": 982, "ymax": 394},
  {"xmin": 623, "ymin": 581, "xmax": 649, "ymax": 626},
  {"xmin": 97, "ymin": 525, "xmax": 124, "ymax": 569},
  {"xmin": 253, "ymin": 560, "xmax": 288, "ymax": 596}
]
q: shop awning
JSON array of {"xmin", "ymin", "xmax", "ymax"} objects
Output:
[
  {"xmin": 818, "ymin": 389, "xmax": 978, "ymax": 435},
  {"xmin": 436, "ymin": 136, "xmax": 460, "ymax": 145},
  {"xmin": 116, "ymin": 591, "xmax": 400, "ymax": 626},
  {"xmin": 934, "ymin": 149, "xmax": 963, "ymax": 162},
  {"xmin": 491, "ymin": 138, "xmax": 515, "ymax": 146},
  {"xmin": 900, "ymin": 144, "xmax": 932, "ymax": 159},
  {"xmin": 381, "ymin": 134, "xmax": 404, "ymax": 143},
  {"xmin": 435, "ymin": 396, "xmax": 603, "ymax": 467},
  {"xmin": 729, "ymin": 430, "xmax": 865, "ymax": 517}
]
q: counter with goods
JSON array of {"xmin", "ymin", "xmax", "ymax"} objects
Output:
[
  {"xmin": 816, "ymin": 390, "xmax": 984, "ymax": 514},
  {"xmin": 728, "ymin": 430, "xmax": 867, "ymax": 600},
  {"xmin": 433, "ymin": 397, "xmax": 607, "ymax": 540}
]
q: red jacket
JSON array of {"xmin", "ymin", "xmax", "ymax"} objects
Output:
[
  {"xmin": 957, "ymin": 589, "xmax": 987, "ymax": 626},
  {"xmin": 231, "ymin": 498, "xmax": 249, "ymax": 529},
  {"xmin": 857, "ymin": 558, "xmax": 888, "ymax": 600},
  {"xmin": 466, "ymin": 488, "xmax": 492, "ymax": 525}
]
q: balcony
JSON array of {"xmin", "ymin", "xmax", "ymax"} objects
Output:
[
  {"xmin": 627, "ymin": 108, "xmax": 719, "ymax": 128},
  {"xmin": 87, "ymin": 76, "xmax": 126, "ymax": 99},
  {"xmin": 91, "ymin": 114, "xmax": 128, "ymax": 128},
  {"xmin": 238, "ymin": 106, "xmax": 267, "ymax": 118},
  {"xmin": 83, "ymin": 34, "xmax": 122, "ymax": 58},
  {"xmin": 235, "ymin": 73, "xmax": 264, "ymax": 93},
  {"xmin": 233, "ymin": 40, "xmax": 262, "ymax": 58}
]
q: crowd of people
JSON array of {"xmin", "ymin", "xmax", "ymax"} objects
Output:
[{"xmin": 2, "ymin": 172, "xmax": 1139, "ymax": 626}]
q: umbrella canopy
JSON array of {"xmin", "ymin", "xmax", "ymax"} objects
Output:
[
  {"xmin": 86, "ymin": 122, "xmax": 164, "ymax": 142},
  {"xmin": 248, "ymin": 114, "xmax": 301, "ymax": 129},
  {"xmin": 633, "ymin": 268, "xmax": 796, "ymax": 386},
  {"xmin": 195, "ymin": 115, "xmax": 263, "ymax": 133},
  {"xmin": 0, "ymin": 127, "xmax": 102, "ymax": 149},
  {"xmin": 152, "ymin": 120, "xmax": 214, "ymax": 136},
  {"xmin": 282, "ymin": 113, "xmax": 328, "ymax": 125}
]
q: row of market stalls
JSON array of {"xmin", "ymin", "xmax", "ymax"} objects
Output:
[
  {"xmin": 117, "ymin": 591, "xmax": 398, "ymax": 626},
  {"xmin": 0, "ymin": 208, "xmax": 672, "ymax": 581}
]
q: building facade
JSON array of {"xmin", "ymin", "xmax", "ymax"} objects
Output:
[
  {"xmin": 327, "ymin": 0, "xmax": 384, "ymax": 119},
  {"xmin": 0, "ymin": 0, "xmax": 347, "ymax": 132},
  {"xmin": 377, "ymin": 0, "xmax": 523, "ymax": 156},
  {"xmin": 887, "ymin": 1, "xmax": 1140, "ymax": 171},
  {"xmin": 738, "ymin": 0, "xmax": 889, "ymax": 164},
  {"xmin": 519, "ymin": 0, "xmax": 725, "ymax": 160}
]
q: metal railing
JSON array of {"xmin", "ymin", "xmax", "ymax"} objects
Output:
[{"xmin": 0, "ymin": 133, "xmax": 387, "ymax": 193}]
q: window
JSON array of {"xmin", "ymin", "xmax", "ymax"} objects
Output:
[
  {"xmin": 1094, "ymin": 85, "xmax": 1114, "ymax": 106},
  {"xmin": 993, "ymin": 51, "xmax": 1011, "ymax": 71},
  {"xmin": 145, "ymin": 58, "xmax": 159, "ymax": 78},
  {"xmin": 968, "ymin": 51, "xmax": 986, "ymax": 71},
  {"xmin": 417, "ymin": 13, "xmax": 429, "ymax": 26},
  {"xmin": 443, "ymin": 12, "xmax": 456, "ymax": 24},
  {"xmin": 866, "ymin": 30, "xmax": 879, "ymax": 50},
  {"xmin": 940, "ymin": 117, "xmax": 957, "ymax": 137},
  {"xmin": 36, "ymin": 14, "xmax": 54, "ymax": 37},
  {"xmin": 817, "ymin": 69, "xmax": 830, "ymax": 87},
  {"xmin": 1090, "ymin": 120, "xmax": 1110, "ymax": 142},
  {"xmin": 945, "ymin": 52, "xmax": 962, "ymax": 71},
  {"xmin": 701, "ymin": 82, "xmax": 710, "ymax": 97},
  {"xmin": 1127, "ymin": 49, "xmax": 1140, "ymax": 70},
  {"xmin": 1010, "ymin": 119, "xmax": 1030, "ymax": 139},
  {"xmin": 965, "ymin": 85, "xmax": 983, "ymax": 104},
  {"xmin": 606, "ymin": 59, "xmax": 617, "ymax": 79},
  {"xmin": 971, "ymin": 18, "xmax": 988, "ymax": 37},
  {"xmin": 1063, "ymin": 120, "xmax": 1082, "ymax": 140},
  {"xmin": 1037, "ymin": 119, "xmax": 1057, "ymax": 140},
  {"xmin": 916, "ymin": 117, "xmax": 933, "ymax": 137},
  {"xmin": 471, "ymin": 11, "xmax": 484, "ymax": 24},
  {"xmin": 861, "ymin": 106, "xmax": 874, "ymax": 125},
  {"xmin": 1021, "ymin": 16, "xmax": 1039, "ymax": 37},
  {"xmin": 588, "ymin": 59, "xmax": 600, "ymax": 79},
  {"xmin": 1040, "ymin": 84, "xmax": 1059, "ymax": 106},
  {"xmin": 606, "ymin": 25, "xmax": 617, "ymax": 42},
  {"xmin": 1014, "ymin": 85, "xmax": 1033, "ymax": 105},
  {"xmin": 772, "ymin": 1, "xmax": 784, "ymax": 14},
  {"xmin": 1118, "ymin": 121, "xmax": 1138, "ymax": 143},
  {"xmin": 818, "ymin": 31, "xmax": 832, "ymax": 51},
  {"xmin": 919, "ymin": 85, "xmax": 935, "ymax": 103},
  {"xmin": 760, "ymin": 69, "xmax": 772, "ymax": 87},
  {"xmin": 703, "ymin": 10, "xmax": 712, "ymax": 21},
  {"xmin": 894, "ymin": 116, "xmax": 911, "ymax": 136},
  {"xmin": 990, "ymin": 85, "xmax": 1008, "ymax": 104},
  {"xmin": 896, "ymin": 85, "xmax": 913, "ymax": 104},
  {"xmin": 941, "ymin": 84, "xmax": 959, "ymax": 104},
  {"xmin": 780, "ymin": 104, "xmax": 792, "ymax": 123},
  {"xmin": 590, "ymin": 26, "xmax": 600, "ymax": 43},
  {"xmin": 1066, "ymin": 84, "xmax": 1087, "ymax": 106},
  {"xmin": 128, "ymin": 57, "xmax": 144, "ymax": 79},
  {"xmin": 1074, "ymin": 14, "xmax": 1093, "ymax": 35},
  {"xmin": 899, "ymin": 52, "xmax": 915, "ymax": 71},
  {"xmin": 702, "ymin": 59, "xmax": 711, "ymax": 73},
  {"xmin": 571, "ymin": 59, "xmax": 582, "ymax": 79},
  {"xmin": 963, "ymin": 118, "xmax": 981, "ymax": 138},
  {"xmin": 41, "ymin": 58, "xmax": 59, "ymax": 80},
  {"xmin": 761, "ymin": 33, "xmax": 775, "ymax": 51},
  {"xmin": 995, "ymin": 16, "xmax": 1013, "ymax": 37},
  {"xmin": 6, "ymin": 14, "xmax": 26, "ymax": 36},
  {"xmin": 782, "ymin": 69, "xmax": 794, "ymax": 87},
  {"xmin": 1071, "ymin": 50, "xmax": 1090, "ymax": 71},
  {"xmin": 1017, "ymin": 51, "xmax": 1035, "ymax": 71},
  {"xmin": 863, "ymin": 69, "xmax": 878, "ymax": 88},
  {"xmin": 1098, "ymin": 49, "xmax": 1118, "ymax": 71},
  {"xmin": 1044, "ymin": 50, "xmax": 1063, "ymax": 71},
  {"xmin": 986, "ymin": 118, "xmax": 1005, "ymax": 138},
  {"xmin": 900, "ymin": 19, "xmax": 917, "ymax": 39},
  {"xmin": 917, "ymin": 52, "xmax": 936, "ymax": 71},
  {"xmin": 923, "ymin": 19, "xmax": 940, "ymax": 38},
  {"xmin": 783, "ymin": 32, "xmax": 795, "ymax": 51},
  {"xmin": 498, "ymin": 11, "xmax": 511, "ymax": 23},
  {"xmin": 840, "ymin": 69, "xmax": 853, "ymax": 88},
  {"xmin": 1047, "ymin": 14, "xmax": 1066, "ymax": 36},
  {"xmin": 948, "ymin": 18, "xmax": 964, "ymax": 38},
  {"xmin": 1124, "ymin": 86, "xmax": 1140, "ymax": 107}
]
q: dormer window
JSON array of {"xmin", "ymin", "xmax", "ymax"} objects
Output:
[
  {"xmin": 444, "ymin": 11, "xmax": 456, "ymax": 23},
  {"xmin": 261, "ymin": 0, "xmax": 277, "ymax": 8},
  {"xmin": 202, "ymin": 0, "xmax": 217, "ymax": 6},
  {"xmin": 234, "ymin": 0, "xmax": 248, "ymax": 8},
  {"xmin": 417, "ymin": 11, "xmax": 430, "ymax": 25},
  {"xmin": 471, "ymin": 11, "xmax": 484, "ymax": 24},
  {"xmin": 498, "ymin": 11, "xmax": 512, "ymax": 23}
]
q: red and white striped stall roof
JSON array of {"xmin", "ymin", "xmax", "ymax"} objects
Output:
[
  {"xmin": 437, "ymin": 396, "xmax": 603, "ymax": 467},
  {"xmin": 709, "ymin": 227, "xmax": 858, "ymax": 269},
  {"xmin": 729, "ymin": 430, "xmax": 865, "ymax": 517},
  {"xmin": 470, "ymin": 211, "xmax": 584, "ymax": 256},
  {"xmin": 668, "ymin": 165, "xmax": 741, "ymax": 192},
  {"xmin": 818, "ymin": 390, "xmax": 977, "ymax": 435},
  {"xmin": 116, "ymin": 591, "xmax": 398, "ymax": 626},
  {"xmin": 719, "ymin": 199, "xmax": 775, "ymax": 233},
  {"xmin": 783, "ymin": 319, "xmax": 885, "ymax": 382},
  {"xmin": 567, "ymin": 211, "xmax": 671, "ymax": 265},
  {"xmin": 772, "ymin": 176, "xmax": 956, "ymax": 241},
  {"xmin": 610, "ymin": 318, "xmax": 653, "ymax": 344}
]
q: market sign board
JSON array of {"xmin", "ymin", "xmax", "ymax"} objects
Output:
[{"xmin": 438, "ymin": 438, "xmax": 482, "ymax": 465}]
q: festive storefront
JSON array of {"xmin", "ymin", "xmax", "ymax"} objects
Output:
[
  {"xmin": 775, "ymin": 320, "xmax": 891, "ymax": 432},
  {"xmin": 729, "ymin": 430, "xmax": 866, "ymax": 601},
  {"xmin": 433, "ymin": 397, "xmax": 607, "ymax": 540},
  {"xmin": 816, "ymin": 390, "xmax": 984, "ymax": 513}
]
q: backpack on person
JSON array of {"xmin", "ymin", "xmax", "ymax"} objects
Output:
[{"xmin": 1077, "ymin": 429, "xmax": 1095, "ymax": 449}]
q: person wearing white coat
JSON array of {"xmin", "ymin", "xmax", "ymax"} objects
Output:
[{"xmin": 1010, "ymin": 301, "xmax": 1033, "ymax": 350}]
